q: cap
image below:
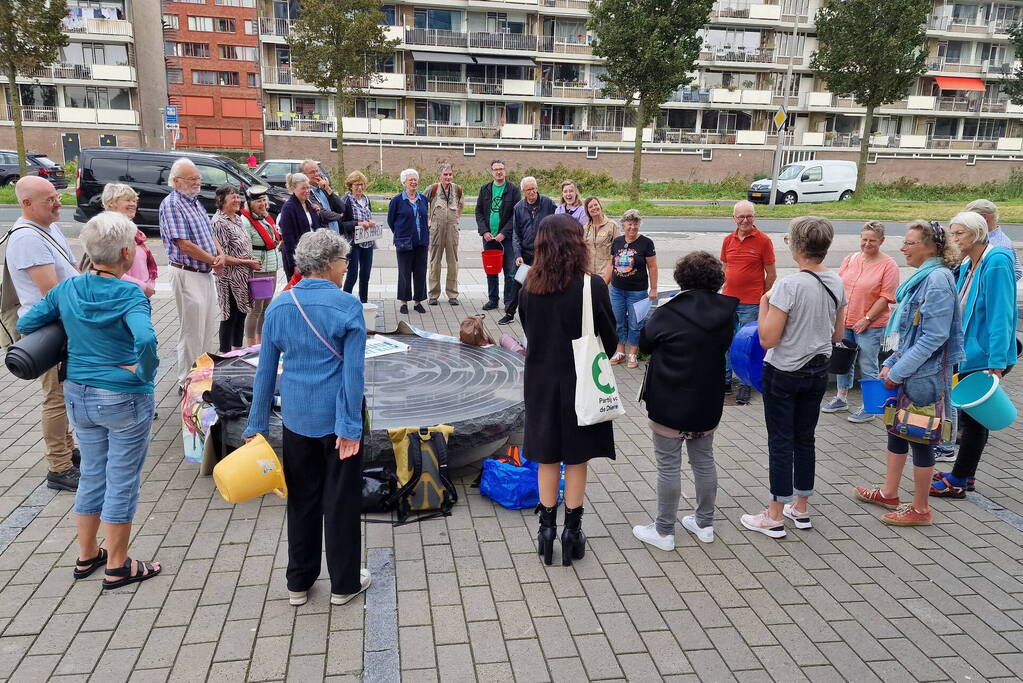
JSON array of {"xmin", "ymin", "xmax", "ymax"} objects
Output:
[{"xmin": 246, "ymin": 185, "xmax": 270, "ymax": 201}]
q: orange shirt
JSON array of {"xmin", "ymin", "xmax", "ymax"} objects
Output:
[
  {"xmin": 837, "ymin": 252, "xmax": 899, "ymax": 328},
  {"xmin": 720, "ymin": 227, "xmax": 775, "ymax": 304}
]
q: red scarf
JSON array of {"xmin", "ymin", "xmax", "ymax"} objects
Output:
[{"xmin": 241, "ymin": 208, "xmax": 281, "ymax": 250}]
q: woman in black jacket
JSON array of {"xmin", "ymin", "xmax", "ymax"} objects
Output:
[
  {"xmin": 519, "ymin": 214, "xmax": 618, "ymax": 567},
  {"xmin": 632, "ymin": 252, "xmax": 738, "ymax": 551},
  {"xmin": 278, "ymin": 173, "xmax": 322, "ymax": 278}
]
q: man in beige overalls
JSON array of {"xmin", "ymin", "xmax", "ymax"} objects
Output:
[{"xmin": 426, "ymin": 163, "xmax": 464, "ymax": 305}]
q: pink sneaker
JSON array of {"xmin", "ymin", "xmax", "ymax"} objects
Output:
[{"xmin": 739, "ymin": 510, "xmax": 786, "ymax": 538}]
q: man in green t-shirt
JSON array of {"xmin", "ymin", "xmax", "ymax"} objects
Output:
[{"xmin": 474, "ymin": 159, "xmax": 521, "ymax": 310}]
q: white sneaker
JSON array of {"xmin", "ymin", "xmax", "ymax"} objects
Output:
[
  {"xmin": 782, "ymin": 504, "xmax": 812, "ymax": 530},
  {"xmin": 740, "ymin": 510, "xmax": 786, "ymax": 538},
  {"xmin": 331, "ymin": 568, "xmax": 372, "ymax": 605},
  {"xmin": 288, "ymin": 590, "xmax": 308, "ymax": 606},
  {"xmin": 681, "ymin": 515, "xmax": 715, "ymax": 543},
  {"xmin": 632, "ymin": 523, "xmax": 675, "ymax": 551}
]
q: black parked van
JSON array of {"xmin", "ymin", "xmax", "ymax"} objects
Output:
[{"xmin": 75, "ymin": 148, "xmax": 288, "ymax": 229}]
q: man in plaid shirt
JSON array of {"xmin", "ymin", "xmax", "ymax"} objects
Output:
[{"xmin": 159, "ymin": 158, "xmax": 224, "ymax": 389}]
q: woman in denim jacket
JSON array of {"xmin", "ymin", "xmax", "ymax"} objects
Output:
[
  {"xmin": 931, "ymin": 211, "xmax": 1017, "ymax": 498},
  {"xmin": 855, "ymin": 220, "xmax": 963, "ymax": 525}
]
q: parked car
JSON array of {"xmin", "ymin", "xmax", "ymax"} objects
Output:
[
  {"xmin": 747, "ymin": 160, "xmax": 857, "ymax": 205},
  {"xmin": 0, "ymin": 150, "xmax": 68, "ymax": 189},
  {"xmin": 253, "ymin": 159, "xmax": 331, "ymax": 188},
  {"xmin": 74, "ymin": 148, "xmax": 289, "ymax": 229}
]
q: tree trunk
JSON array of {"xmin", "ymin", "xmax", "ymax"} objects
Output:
[
  {"xmin": 6, "ymin": 67, "xmax": 27, "ymax": 177},
  {"xmin": 856, "ymin": 104, "xmax": 874, "ymax": 201},
  {"xmin": 334, "ymin": 89, "xmax": 346, "ymax": 182},
  {"xmin": 629, "ymin": 101, "xmax": 645, "ymax": 202}
]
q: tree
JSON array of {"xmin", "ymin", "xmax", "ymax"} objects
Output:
[
  {"xmin": 0, "ymin": 0, "xmax": 68, "ymax": 177},
  {"xmin": 288, "ymin": 0, "xmax": 399, "ymax": 180},
  {"xmin": 1004, "ymin": 23, "xmax": 1023, "ymax": 104},
  {"xmin": 589, "ymin": 0, "xmax": 713, "ymax": 200},
  {"xmin": 811, "ymin": 0, "xmax": 931, "ymax": 196}
]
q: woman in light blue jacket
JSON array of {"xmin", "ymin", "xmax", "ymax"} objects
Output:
[
  {"xmin": 855, "ymin": 220, "xmax": 963, "ymax": 525},
  {"xmin": 931, "ymin": 211, "xmax": 1017, "ymax": 498}
]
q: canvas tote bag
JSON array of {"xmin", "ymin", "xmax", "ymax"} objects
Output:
[{"xmin": 572, "ymin": 275, "xmax": 625, "ymax": 425}]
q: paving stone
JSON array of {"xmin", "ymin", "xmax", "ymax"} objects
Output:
[
  {"xmin": 137, "ymin": 626, "xmax": 187, "ymax": 670},
  {"xmin": 435, "ymin": 643, "xmax": 475, "ymax": 682},
  {"xmin": 506, "ymin": 638, "xmax": 551, "ymax": 682},
  {"xmin": 287, "ymin": 654, "xmax": 325, "ymax": 682},
  {"xmin": 469, "ymin": 620, "xmax": 509, "ymax": 663},
  {"xmin": 91, "ymin": 647, "xmax": 141, "ymax": 683},
  {"xmin": 547, "ymin": 657, "xmax": 588, "ymax": 683},
  {"xmin": 168, "ymin": 642, "xmax": 216, "ymax": 681},
  {"xmin": 9, "ymin": 654, "xmax": 61, "ymax": 682},
  {"xmin": 641, "ymin": 630, "xmax": 693, "ymax": 675},
  {"xmin": 249, "ymin": 635, "xmax": 291, "ymax": 681},
  {"xmin": 399, "ymin": 625, "xmax": 436, "ymax": 671},
  {"xmin": 183, "ymin": 603, "xmax": 229, "ymax": 645},
  {"xmin": 54, "ymin": 629, "xmax": 111, "ymax": 675},
  {"xmin": 574, "ymin": 633, "xmax": 624, "ymax": 679},
  {"xmin": 397, "ymin": 590, "xmax": 432, "ymax": 627}
]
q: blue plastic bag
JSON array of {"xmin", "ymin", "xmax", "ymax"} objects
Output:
[{"xmin": 480, "ymin": 458, "xmax": 565, "ymax": 510}]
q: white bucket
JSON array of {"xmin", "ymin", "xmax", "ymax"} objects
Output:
[
  {"xmin": 362, "ymin": 303, "xmax": 378, "ymax": 331},
  {"xmin": 514, "ymin": 263, "xmax": 530, "ymax": 285}
]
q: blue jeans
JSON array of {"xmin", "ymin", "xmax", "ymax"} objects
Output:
[
  {"xmin": 64, "ymin": 381, "xmax": 155, "ymax": 524},
  {"xmin": 762, "ymin": 358, "xmax": 828, "ymax": 503},
  {"xmin": 610, "ymin": 286, "xmax": 647, "ymax": 347},
  {"xmin": 343, "ymin": 245, "xmax": 374, "ymax": 303},
  {"xmin": 725, "ymin": 303, "xmax": 760, "ymax": 385},
  {"xmin": 484, "ymin": 238, "xmax": 516, "ymax": 307},
  {"xmin": 836, "ymin": 326, "xmax": 883, "ymax": 392}
]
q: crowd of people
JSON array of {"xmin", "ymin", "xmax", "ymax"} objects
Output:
[{"xmin": 2, "ymin": 161, "xmax": 1018, "ymax": 601}]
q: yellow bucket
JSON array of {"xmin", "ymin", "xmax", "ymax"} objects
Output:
[{"xmin": 212, "ymin": 434, "xmax": 288, "ymax": 503}]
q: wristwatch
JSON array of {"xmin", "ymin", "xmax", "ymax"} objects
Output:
[{"xmin": 864, "ymin": 314, "xmax": 873, "ymax": 322}]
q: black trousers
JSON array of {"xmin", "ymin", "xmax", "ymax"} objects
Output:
[
  {"xmin": 952, "ymin": 367, "xmax": 1011, "ymax": 480},
  {"xmin": 396, "ymin": 245, "xmax": 428, "ymax": 303},
  {"xmin": 281, "ymin": 425, "xmax": 363, "ymax": 594},
  {"xmin": 218, "ymin": 289, "xmax": 246, "ymax": 352}
]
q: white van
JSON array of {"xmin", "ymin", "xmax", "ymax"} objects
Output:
[{"xmin": 747, "ymin": 160, "xmax": 858, "ymax": 205}]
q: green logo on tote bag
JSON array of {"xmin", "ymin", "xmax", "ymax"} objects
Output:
[{"xmin": 592, "ymin": 353, "xmax": 615, "ymax": 395}]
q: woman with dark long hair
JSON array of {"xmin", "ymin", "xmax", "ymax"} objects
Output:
[{"xmin": 518, "ymin": 214, "xmax": 618, "ymax": 566}]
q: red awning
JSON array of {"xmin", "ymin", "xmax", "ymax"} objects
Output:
[{"xmin": 934, "ymin": 76, "xmax": 986, "ymax": 92}]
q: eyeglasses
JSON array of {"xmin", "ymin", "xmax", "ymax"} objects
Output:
[
  {"xmin": 733, "ymin": 214, "xmax": 754, "ymax": 221},
  {"xmin": 902, "ymin": 239, "xmax": 921, "ymax": 247},
  {"xmin": 180, "ymin": 175, "xmax": 202, "ymax": 182}
]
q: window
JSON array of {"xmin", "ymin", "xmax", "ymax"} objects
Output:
[
  {"xmin": 89, "ymin": 157, "xmax": 128, "ymax": 183},
  {"xmin": 166, "ymin": 42, "xmax": 209, "ymax": 58},
  {"xmin": 175, "ymin": 0, "xmax": 206, "ymax": 3},
  {"xmin": 381, "ymin": 5, "xmax": 397, "ymax": 26},
  {"xmin": 244, "ymin": 19, "xmax": 256, "ymax": 34},
  {"xmin": 218, "ymin": 71, "xmax": 240, "ymax": 86},
  {"xmin": 17, "ymin": 84, "xmax": 57, "ymax": 107},
  {"xmin": 188, "ymin": 16, "xmax": 213, "ymax": 31},
  {"xmin": 128, "ymin": 159, "xmax": 168, "ymax": 184},
  {"xmin": 215, "ymin": 0, "xmax": 255, "ymax": 7},
  {"xmin": 414, "ymin": 9, "xmax": 459, "ymax": 31},
  {"xmin": 196, "ymin": 164, "xmax": 230, "ymax": 187},
  {"xmin": 167, "ymin": 68, "xmax": 184, "ymax": 83},
  {"xmin": 163, "ymin": 14, "xmax": 179, "ymax": 29},
  {"xmin": 62, "ymin": 42, "xmax": 129, "ymax": 66},
  {"xmin": 64, "ymin": 86, "xmax": 131, "ymax": 109},
  {"xmin": 215, "ymin": 17, "xmax": 236, "ymax": 32},
  {"xmin": 247, "ymin": 73, "xmax": 257, "ymax": 87},
  {"xmin": 776, "ymin": 32, "xmax": 805, "ymax": 57},
  {"xmin": 219, "ymin": 45, "xmax": 258, "ymax": 61},
  {"xmin": 801, "ymin": 166, "xmax": 823, "ymax": 182},
  {"xmin": 963, "ymin": 118, "xmax": 1007, "ymax": 139},
  {"xmin": 192, "ymin": 70, "xmax": 216, "ymax": 85}
]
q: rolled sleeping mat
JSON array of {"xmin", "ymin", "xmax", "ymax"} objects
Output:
[{"xmin": 5, "ymin": 321, "xmax": 67, "ymax": 380}]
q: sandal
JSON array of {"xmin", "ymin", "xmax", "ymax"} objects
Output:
[
  {"xmin": 102, "ymin": 558, "xmax": 162, "ymax": 590},
  {"xmin": 609, "ymin": 352, "xmax": 625, "ymax": 365},
  {"xmin": 929, "ymin": 474, "xmax": 966, "ymax": 499},
  {"xmin": 73, "ymin": 548, "xmax": 108, "ymax": 579},
  {"xmin": 627, "ymin": 354, "xmax": 639, "ymax": 369},
  {"xmin": 932, "ymin": 470, "xmax": 975, "ymax": 491}
]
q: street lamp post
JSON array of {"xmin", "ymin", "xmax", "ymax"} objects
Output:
[
  {"xmin": 768, "ymin": 3, "xmax": 801, "ymax": 208},
  {"xmin": 375, "ymin": 113, "xmax": 386, "ymax": 174}
]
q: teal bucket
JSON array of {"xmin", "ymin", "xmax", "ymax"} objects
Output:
[
  {"xmin": 951, "ymin": 372, "xmax": 1017, "ymax": 431},
  {"xmin": 859, "ymin": 378, "xmax": 898, "ymax": 414}
]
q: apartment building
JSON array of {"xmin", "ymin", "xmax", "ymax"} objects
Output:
[
  {"xmin": 162, "ymin": 0, "xmax": 264, "ymax": 152},
  {"xmin": 0, "ymin": 0, "xmax": 167, "ymax": 163},
  {"xmin": 257, "ymin": 0, "xmax": 1023, "ymax": 182}
]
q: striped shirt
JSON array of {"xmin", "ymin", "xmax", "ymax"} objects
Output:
[{"xmin": 159, "ymin": 190, "xmax": 216, "ymax": 272}]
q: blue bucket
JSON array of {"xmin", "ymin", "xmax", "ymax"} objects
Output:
[
  {"xmin": 951, "ymin": 372, "xmax": 1017, "ymax": 431},
  {"xmin": 728, "ymin": 321, "xmax": 764, "ymax": 393},
  {"xmin": 859, "ymin": 378, "xmax": 898, "ymax": 414}
]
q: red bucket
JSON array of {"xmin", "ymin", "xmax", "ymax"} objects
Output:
[{"xmin": 481, "ymin": 244, "xmax": 504, "ymax": 275}]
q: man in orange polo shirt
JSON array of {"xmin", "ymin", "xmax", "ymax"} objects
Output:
[{"xmin": 721, "ymin": 200, "xmax": 776, "ymax": 405}]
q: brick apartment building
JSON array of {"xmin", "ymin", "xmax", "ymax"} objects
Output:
[{"xmin": 162, "ymin": 0, "xmax": 264, "ymax": 152}]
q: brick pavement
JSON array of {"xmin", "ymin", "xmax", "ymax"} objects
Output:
[{"xmin": 1, "ymin": 235, "xmax": 1022, "ymax": 682}]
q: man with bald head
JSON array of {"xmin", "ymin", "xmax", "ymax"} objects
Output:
[
  {"xmin": 721, "ymin": 200, "xmax": 776, "ymax": 405},
  {"xmin": 6, "ymin": 176, "xmax": 80, "ymax": 490},
  {"xmin": 159, "ymin": 157, "xmax": 224, "ymax": 388}
]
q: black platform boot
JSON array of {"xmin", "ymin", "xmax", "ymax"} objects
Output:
[
  {"xmin": 534, "ymin": 503, "xmax": 558, "ymax": 566},
  {"xmin": 561, "ymin": 506, "xmax": 586, "ymax": 566}
]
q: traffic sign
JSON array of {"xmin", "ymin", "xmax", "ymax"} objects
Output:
[
  {"xmin": 164, "ymin": 105, "xmax": 178, "ymax": 126},
  {"xmin": 773, "ymin": 107, "xmax": 787, "ymax": 129}
]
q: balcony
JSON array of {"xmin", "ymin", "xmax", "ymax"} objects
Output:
[
  {"xmin": 262, "ymin": 66, "xmax": 315, "ymax": 87},
  {"xmin": 538, "ymin": 0, "xmax": 591, "ymax": 10},
  {"xmin": 927, "ymin": 59, "xmax": 985, "ymax": 74},
  {"xmin": 412, "ymin": 121, "xmax": 501, "ymax": 138},
  {"xmin": 538, "ymin": 80, "xmax": 598, "ymax": 99},
  {"xmin": 62, "ymin": 16, "xmax": 132, "ymax": 36},
  {"xmin": 405, "ymin": 28, "xmax": 469, "ymax": 48},
  {"xmin": 0, "ymin": 105, "xmax": 139, "ymax": 126},
  {"xmin": 258, "ymin": 16, "xmax": 292, "ymax": 38},
  {"xmin": 927, "ymin": 16, "xmax": 1014, "ymax": 35},
  {"xmin": 538, "ymin": 36, "xmax": 593, "ymax": 54},
  {"xmin": 468, "ymin": 31, "xmax": 538, "ymax": 51},
  {"xmin": 667, "ymin": 88, "xmax": 711, "ymax": 103},
  {"xmin": 704, "ymin": 47, "xmax": 777, "ymax": 65},
  {"xmin": 712, "ymin": 2, "xmax": 782, "ymax": 21},
  {"xmin": 265, "ymin": 117, "xmax": 335, "ymax": 133}
]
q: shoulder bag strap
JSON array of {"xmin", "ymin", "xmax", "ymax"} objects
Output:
[
  {"xmin": 801, "ymin": 269, "xmax": 838, "ymax": 309},
  {"xmin": 580, "ymin": 275, "xmax": 594, "ymax": 338},
  {"xmin": 10, "ymin": 222, "xmax": 76, "ymax": 269},
  {"xmin": 289, "ymin": 289, "xmax": 343, "ymax": 359}
]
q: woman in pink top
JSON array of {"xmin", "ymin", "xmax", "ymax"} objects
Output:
[
  {"xmin": 821, "ymin": 221, "xmax": 900, "ymax": 422},
  {"xmin": 102, "ymin": 184, "xmax": 158, "ymax": 297}
]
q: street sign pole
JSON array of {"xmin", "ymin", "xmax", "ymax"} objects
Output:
[
  {"xmin": 163, "ymin": 105, "xmax": 179, "ymax": 151},
  {"xmin": 769, "ymin": 9, "xmax": 801, "ymax": 208}
]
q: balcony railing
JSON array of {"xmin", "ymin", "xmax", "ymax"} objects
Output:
[
  {"xmin": 262, "ymin": 66, "xmax": 314, "ymax": 87},
  {"xmin": 409, "ymin": 76, "xmax": 468, "ymax": 94},
  {"xmin": 705, "ymin": 47, "xmax": 776, "ymax": 64},
  {"xmin": 538, "ymin": 36, "xmax": 593, "ymax": 54},
  {"xmin": 412, "ymin": 121, "xmax": 500, "ymax": 138},
  {"xmin": 404, "ymin": 28, "xmax": 469, "ymax": 48},
  {"xmin": 258, "ymin": 16, "xmax": 292, "ymax": 37},
  {"xmin": 265, "ymin": 117, "xmax": 336, "ymax": 133},
  {"xmin": 29, "ymin": 63, "xmax": 93, "ymax": 80},
  {"xmin": 0, "ymin": 106, "xmax": 59, "ymax": 123},
  {"xmin": 61, "ymin": 16, "xmax": 132, "ymax": 36},
  {"xmin": 927, "ymin": 16, "xmax": 1017, "ymax": 34},
  {"xmin": 0, "ymin": 106, "xmax": 139, "ymax": 125},
  {"xmin": 538, "ymin": 81, "xmax": 598, "ymax": 98},
  {"xmin": 468, "ymin": 31, "xmax": 538, "ymax": 51},
  {"xmin": 538, "ymin": 0, "xmax": 591, "ymax": 10}
]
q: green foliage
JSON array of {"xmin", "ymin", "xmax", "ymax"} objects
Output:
[
  {"xmin": 287, "ymin": 0, "xmax": 399, "ymax": 179},
  {"xmin": 0, "ymin": 0, "xmax": 69, "ymax": 175},
  {"xmin": 1006, "ymin": 23, "xmax": 1023, "ymax": 104}
]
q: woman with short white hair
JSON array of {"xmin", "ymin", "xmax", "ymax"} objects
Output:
[
  {"xmin": 18, "ymin": 210, "xmax": 161, "ymax": 590},
  {"xmin": 244, "ymin": 228, "xmax": 370, "ymax": 607},
  {"xmin": 930, "ymin": 210, "xmax": 1018, "ymax": 499},
  {"xmin": 278, "ymin": 172, "xmax": 322, "ymax": 277},
  {"xmin": 99, "ymin": 183, "xmax": 157, "ymax": 297},
  {"xmin": 386, "ymin": 168, "xmax": 430, "ymax": 313}
]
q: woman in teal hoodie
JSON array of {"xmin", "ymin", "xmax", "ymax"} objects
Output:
[
  {"xmin": 931, "ymin": 211, "xmax": 1018, "ymax": 498},
  {"xmin": 18, "ymin": 211, "xmax": 160, "ymax": 590}
]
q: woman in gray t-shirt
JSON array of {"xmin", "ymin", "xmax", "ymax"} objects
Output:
[{"xmin": 740, "ymin": 217, "xmax": 845, "ymax": 539}]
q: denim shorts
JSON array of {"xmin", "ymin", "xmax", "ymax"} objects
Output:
[{"xmin": 63, "ymin": 381, "xmax": 155, "ymax": 524}]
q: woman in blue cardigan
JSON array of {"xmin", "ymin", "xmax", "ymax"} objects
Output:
[
  {"xmin": 278, "ymin": 172, "xmax": 322, "ymax": 278},
  {"xmin": 932, "ymin": 211, "xmax": 1018, "ymax": 498},
  {"xmin": 386, "ymin": 168, "xmax": 430, "ymax": 314}
]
